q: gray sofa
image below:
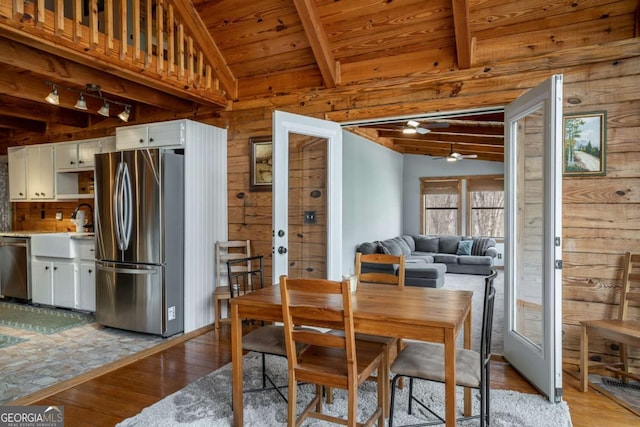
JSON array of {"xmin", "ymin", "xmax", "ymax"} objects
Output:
[{"xmin": 357, "ymin": 235, "xmax": 497, "ymax": 288}]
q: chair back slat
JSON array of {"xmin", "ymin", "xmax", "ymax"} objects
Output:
[
  {"xmin": 620, "ymin": 252, "xmax": 640, "ymax": 321},
  {"xmin": 215, "ymin": 240, "xmax": 251, "ymax": 290},
  {"xmin": 356, "ymin": 252, "xmax": 406, "ymax": 286},
  {"xmin": 480, "ymin": 270, "xmax": 499, "ymax": 367}
]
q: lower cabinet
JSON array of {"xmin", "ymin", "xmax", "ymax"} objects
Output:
[
  {"xmin": 78, "ymin": 261, "xmax": 96, "ymax": 312},
  {"xmin": 31, "ymin": 260, "xmax": 75, "ymax": 308}
]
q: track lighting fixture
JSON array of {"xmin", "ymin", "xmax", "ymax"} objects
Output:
[
  {"xmin": 74, "ymin": 93, "xmax": 88, "ymax": 110},
  {"xmin": 44, "ymin": 81, "xmax": 132, "ymax": 122},
  {"xmin": 97, "ymin": 100, "xmax": 110, "ymax": 117},
  {"xmin": 45, "ymin": 84, "xmax": 59, "ymax": 105},
  {"xmin": 117, "ymin": 105, "xmax": 131, "ymax": 122}
]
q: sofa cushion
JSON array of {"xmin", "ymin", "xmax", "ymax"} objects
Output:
[
  {"xmin": 406, "ymin": 255, "xmax": 434, "ymax": 264},
  {"xmin": 458, "ymin": 256, "xmax": 493, "ymax": 266},
  {"xmin": 357, "ymin": 241, "xmax": 379, "ymax": 255},
  {"xmin": 379, "ymin": 239, "xmax": 403, "ymax": 256},
  {"xmin": 433, "ymin": 253, "xmax": 459, "ymax": 264},
  {"xmin": 392, "ymin": 236, "xmax": 412, "ymax": 256},
  {"xmin": 413, "ymin": 236, "xmax": 439, "ymax": 253},
  {"xmin": 456, "ymin": 240, "xmax": 473, "ymax": 255},
  {"xmin": 401, "ymin": 235, "xmax": 416, "ymax": 252},
  {"xmin": 471, "ymin": 237, "xmax": 495, "ymax": 256},
  {"xmin": 439, "ymin": 236, "xmax": 461, "ymax": 254},
  {"xmin": 405, "ymin": 263, "xmax": 447, "ymax": 279}
]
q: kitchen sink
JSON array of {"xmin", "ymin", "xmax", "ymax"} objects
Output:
[{"xmin": 30, "ymin": 233, "xmax": 75, "ymax": 258}]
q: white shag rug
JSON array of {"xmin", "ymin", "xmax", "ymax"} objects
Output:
[{"xmin": 118, "ymin": 352, "xmax": 572, "ymax": 426}]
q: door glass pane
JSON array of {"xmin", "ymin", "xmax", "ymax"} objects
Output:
[
  {"xmin": 287, "ymin": 133, "xmax": 328, "ymax": 278},
  {"xmin": 514, "ymin": 107, "xmax": 544, "ymax": 350}
]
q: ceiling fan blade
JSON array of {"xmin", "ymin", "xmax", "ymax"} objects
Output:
[
  {"xmin": 461, "ymin": 154, "xmax": 478, "ymax": 159},
  {"xmin": 416, "ymin": 127, "xmax": 431, "ymax": 134}
]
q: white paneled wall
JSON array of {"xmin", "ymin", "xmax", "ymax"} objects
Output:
[{"xmin": 183, "ymin": 121, "xmax": 227, "ymax": 333}]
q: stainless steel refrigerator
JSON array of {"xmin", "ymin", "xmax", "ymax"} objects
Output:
[{"xmin": 94, "ymin": 148, "xmax": 184, "ymax": 337}]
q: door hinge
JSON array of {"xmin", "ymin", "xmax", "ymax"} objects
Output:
[
  {"xmin": 555, "ymin": 260, "xmax": 563, "ymax": 269},
  {"xmin": 555, "ymin": 237, "xmax": 561, "ymax": 246}
]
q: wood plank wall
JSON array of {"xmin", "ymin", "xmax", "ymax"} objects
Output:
[{"xmin": 218, "ymin": 54, "xmax": 640, "ymax": 365}]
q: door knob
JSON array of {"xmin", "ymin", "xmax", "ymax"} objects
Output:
[{"xmin": 278, "ymin": 246, "xmax": 288, "ymax": 254}]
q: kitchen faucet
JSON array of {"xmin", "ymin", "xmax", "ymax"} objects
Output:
[{"xmin": 71, "ymin": 203, "xmax": 94, "ymax": 232}]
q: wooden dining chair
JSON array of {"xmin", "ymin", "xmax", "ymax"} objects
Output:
[
  {"xmin": 279, "ymin": 276, "xmax": 386, "ymax": 427},
  {"xmin": 213, "ymin": 240, "xmax": 251, "ymax": 332},
  {"xmin": 388, "ymin": 269, "xmax": 498, "ymax": 427},
  {"xmin": 581, "ymin": 252, "xmax": 640, "ymax": 392}
]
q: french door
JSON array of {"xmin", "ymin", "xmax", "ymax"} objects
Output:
[
  {"xmin": 272, "ymin": 111, "xmax": 342, "ymax": 283},
  {"xmin": 504, "ymin": 74, "xmax": 564, "ymax": 402}
]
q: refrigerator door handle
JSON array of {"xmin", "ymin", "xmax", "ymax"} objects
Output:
[
  {"xmin": 96, "ymin": 262, "xmax": 158, "ymax": 275},
  {"xmin": 121, "ymin": 162, "xmax": 133, "ymax": 250},
  {"xmin": 113, "ymin": 161, "xmax": 124, "ymax": 250}
]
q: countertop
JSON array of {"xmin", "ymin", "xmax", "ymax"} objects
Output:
[{"xmin": 0, "ymin": 231, "xmax": 95, "ymax": 239}]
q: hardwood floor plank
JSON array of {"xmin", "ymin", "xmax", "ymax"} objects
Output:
[{"xmin": 30, "ymin": 326, "xmax": 638, "ymax": 427}]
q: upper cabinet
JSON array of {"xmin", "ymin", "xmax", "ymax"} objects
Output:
[
  {"xmin": 27, "ymin": 145, "xmax": 55, "ymax": 200},
  {"xmin": 56, "ymin": 137, "xmax": 116, "ymax": 171},
  {"xmin": 8, "ymin": 147, "xmax": 27, "ymax": 201},
  {"xmin": 116, "ymin": 120, "xmax": 187, "ymax": 151},
  {"xmin": 56, "ymin": 137, "xmax": 115, "ymax": 199}
]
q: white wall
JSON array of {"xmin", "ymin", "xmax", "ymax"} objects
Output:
[
  {"xmin": 342, "ymin": 131, "xmax": 403, "ymax": 274},
  {"xmin": 402, "ymin": 154, "xmax": 504, "ymax": 236}
]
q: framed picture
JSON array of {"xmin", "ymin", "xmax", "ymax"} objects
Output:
[
  {"xmin": 563, "ymin": 111, "xmax": 606, "ymax": 177},
  {"xmin": 250, "ymin": 136, "xmax": 273, "ymax": 191}
]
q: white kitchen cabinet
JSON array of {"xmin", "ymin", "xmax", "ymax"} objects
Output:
[
  {"xmin": 27, "ymin": 145, "xmax": 55, "ymax": 199},
  {"xmin": 75, "ymin": 239, "xmax": 96, "ymax": 311},
  {"xmin": 8, "ymin": 147, "xmax": 27, "ymax": 200},
  {"xmin": 116, "ymin": 120, "xmax": 186, "ymax": 150},
  {"xmin": 55, "ymin": 137, "xmax": 115, "ymax": 199},
  {"xmin": 31, "ymin": 259, "xmax": 74, "ymax": 307}
]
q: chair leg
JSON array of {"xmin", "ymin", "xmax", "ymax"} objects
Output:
[
  {"xmin": 389, "ymin": 375, "xmax": 400, "ymax": 427},
  {"xmin": 580, "ymin": 324, "xmax": 589, "ymax": 392},
  {"xmin": 408, "ymin": 377, "xmax": 414, "ymax": 415},
  {"xmin": 261, "ymin": 353, "xmax": 267, "ymax": 388}
]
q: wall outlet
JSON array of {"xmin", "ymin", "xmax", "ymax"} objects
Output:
[
  {"xmin": 304, "ymin": 210, "xmax": 317, "ymax": 224},
  {"xmin": 497, "ymin": 253, "xmax": 502, "ymax": 259},
  {"xmin": 56, "ymin": 211, "xmax": 63, "ymax": 220},
  {"xmin": 168, "ymin": 306, "xmax": 176, "ymax": 321}
]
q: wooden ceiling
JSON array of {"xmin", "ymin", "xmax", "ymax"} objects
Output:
[{"xmin": 0, "ymin": 0, "xmax": 637, "ymax": 159}]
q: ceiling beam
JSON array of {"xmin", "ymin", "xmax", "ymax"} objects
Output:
[
  {"xmin": 378, "ymin": 131, "xmax": 503, "ymax": 147},
  {"xmin": 0, "ymin": 94, "xmax": 89, "ymax": 128},
  {"xmin": 0, "ymin": 115, "xmax": 46, "ymax": 133},
  {"xmin": 168, "ymin": 0, "xmax": 238, "ymax": 99},
  {"xmin": 0, "ymin": 38, "xmax": 197, "ymax": 113},
  {"xmin": 293, "ymin": 0, "xmax": 339, "ymax": 88},
  {"xmin": 451, "ymin": 0, "xmax": 473, "ymax": 69}
]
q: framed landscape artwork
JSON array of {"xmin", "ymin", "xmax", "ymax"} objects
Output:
[
  {"xmin": 563, "ymin": 111, "xmax": 606, "ymax": 177},
  {"xmin": 249, "ymin": 136, "xmax": 273, "ymax": 191}
]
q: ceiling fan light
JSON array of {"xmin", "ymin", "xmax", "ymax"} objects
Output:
[
  {"xmin": 407, "ymin": 120, "xmax": 420, "ymax": 128},
  {"xmin": 402, "ymin": 128, "xmax": 417, "ymax": 134},
  {"xmin": 97, "ymin": 100, "xmax": 110, "ymax": 117},
  {"xmin": 74, "ymin": 93, "xmax": 88, "ymax": 110},
  {"xmin": 45, "ymin": 86, "xmax": 59, "ymax": 105},
  {"xmin": 118, "ymin": 105, "xmax": 131, "ymax": 122},
  {"xmin": 446, "ymin": 156, "xmax": 457, "ymax": 162}
]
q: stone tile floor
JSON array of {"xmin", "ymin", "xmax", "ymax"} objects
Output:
[{"xmin": 0, "ymin": 318, "xmax": 169, "ymax": 404}]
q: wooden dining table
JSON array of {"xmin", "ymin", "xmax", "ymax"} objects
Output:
[{"xmin": 230, "ymin": 282, "xmax": 473, "ymax": 427}]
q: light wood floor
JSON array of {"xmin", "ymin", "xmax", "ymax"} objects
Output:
[{"xmin": 29, "ymin": 326, "xmax": 638, "ymax": 427}]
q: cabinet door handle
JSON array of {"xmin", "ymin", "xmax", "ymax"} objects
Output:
[
  {"xmin": 19, "ymin": 192, "xmax": 23, "ymax": 196},
  {"xmin": 41, "ymin": 192, "xmax": 45, "ymax": 196},
  {"xmin": 45, "ymin": 266, "xmax": 49, "ymax": 270},
  {"xmin": 78, "ymin": 160, "xmax": 84, "ymax": 164},
  {"xmin": 139, "ymin": 138, "xmax": 144, "ymax": 143},
  {"xmin": 88, "ymin": 269, "xmax": 93, "ymax": 274},
  {"xmin": 70, "ymin": 161, "xmax": 75, "ymax": 165},
  {"xmin": 35, "ymin": 192, "xmax": 40, "ymax": 196},
  {"xmin": 149, "ymin": 138, "xmax": 154, "ymax": 143},
  {"xmin": 53, "ymin": 266, "xmax": 58, "ymax": 271}
]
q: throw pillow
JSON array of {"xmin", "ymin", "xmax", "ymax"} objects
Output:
[
  {"xmin": 456, "ymin": 240, "xmax": 473, "ymax": 255},
  {"xmin": 379, "ymin": 239, "xmax": 403, "ymax": 256},
  {"xmin": 439, "ymin": 236, "xmax": 461, "ymax": 254},
  {"xmin": 392, "ymin": 236, "xmax": 412, "ymax": 256},
  {"xmin": 413, "ymin": 236, "xmax": 439, "ymax": 253}
]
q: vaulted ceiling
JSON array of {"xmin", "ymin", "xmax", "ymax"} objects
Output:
[{"xmin": 0, "ymin": 0, "xmax": 637, "ymax": 159}]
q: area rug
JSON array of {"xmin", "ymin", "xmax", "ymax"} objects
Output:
[
  {"xmin": 0, "ymin": 301, "xmax": 94, "ymax": 335},
  {"xmin": 118, "ymin": 352, "xmax": 572, "ymax": 427},
  {"xmin": 0, "ymin": 333, "xmax": 28, "ymax": 349}
]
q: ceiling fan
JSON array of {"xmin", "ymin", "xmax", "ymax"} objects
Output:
[
  {"xmin": 435, "ymin": 144, "xmax": 478, "ymax": 162},
  {"xmin": 401, "ymin": 120, "xmax": 449, "ymax": 134}
]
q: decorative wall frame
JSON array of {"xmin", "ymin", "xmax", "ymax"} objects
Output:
[
  {"xmin": 563, "ymin": 111, "xmax": 606, "ymax": 177},
  {"xmin": 249, "ymin": 136, "xmax": 273, "ymax": 191}
]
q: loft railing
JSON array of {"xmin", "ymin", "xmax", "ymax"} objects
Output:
[{"xmin": 0, "ymin": 0, "xmax": 233, "ymax": 107}]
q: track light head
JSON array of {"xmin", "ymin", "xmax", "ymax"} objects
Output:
[
  {"xmin": 74, "ymin": 93, "xmax": 88, "ymax": 110},
  {"xmin": 118, "ymin": 105, "xmax": 131, "ymax": 122},
  {"xmin": 97, "ymin": 100, "xmax": 110, "ymax": 117},
  {"xmin": 45, "ymin": 85, "xmax": 60, "ymax": 105}
]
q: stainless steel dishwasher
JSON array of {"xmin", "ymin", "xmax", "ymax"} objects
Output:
[{"xmin": 0, "ymin": 235, "xmax": 31, "ymax": 300}]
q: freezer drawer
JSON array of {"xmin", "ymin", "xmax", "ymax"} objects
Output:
[{"xmin": 95, "ymin": 261, "xmax": 166, "ymax": 335}]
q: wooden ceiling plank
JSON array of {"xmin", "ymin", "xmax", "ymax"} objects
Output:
[
  {"xmin": 0, "ymin": 94, "xmax": 89, "ymax": 128},
  {"xmin": 378, "ymin": 130, "xmax": 503, "ymax": 146},
  {"xmin": 0, "ymin": 38, "xmax": 195, "ymax": 112},
  {"xmin": 293, "ymin": 0, "xmax": 339, "ymax": 88},
  {"xmin": 452, "ymin": 0, "xmax": 472, "ymax": 69},
  {"xmin": 0, "ymin": 115, "xmax": 46, "ymax": 132},
  {"xmin": 168, "ymin": 0, "xmax": 238, "ymax": 99}
]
